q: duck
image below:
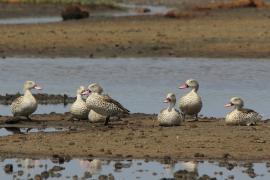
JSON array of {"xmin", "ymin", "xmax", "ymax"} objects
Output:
[
  {"xmin": 158, "ymin": 93, "xmax": 182, "ymax": 126},
  {"xmin": 70, "ymin": 86, "xmax": 89, "ymax": 120},
  {"xmin": 178, "ymin": 79, "xmax": 202, "ymax": 121},
  {"xmin": 10, "ymin": 80, "xmax": 42, "ymax": 120},
  {"xmin": 225, "ymin": 97, "xmax": 262, "ymax": 126},
  {"xmin": 86, "ymin": 83, "xmax": 106, "ymax": 122},
  {"xmin": 84, "ymin": 83, "xmax": 129, "ymax": 125},
  {"xmin": 88, "ymin": 110, "xmax": 106, "ymax": 122}
]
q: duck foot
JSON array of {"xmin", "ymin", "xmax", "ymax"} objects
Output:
[{"xmin": 26, "ymin": 116, "xmax": 32, "ymax": 121}]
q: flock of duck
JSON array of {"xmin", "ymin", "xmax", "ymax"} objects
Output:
[{"xmin": 9, "ymin": 79, "xmax": 262, "ymax": 126}]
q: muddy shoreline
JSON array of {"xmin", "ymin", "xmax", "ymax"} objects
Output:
[
  {"xmin": 0, "ymin": 7, "xmax": 270, "ymax": 58},
  {"xmin": 0, "ymin": 113, "xmax": 269, "ymax": 160}
]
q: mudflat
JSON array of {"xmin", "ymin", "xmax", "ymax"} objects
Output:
[
  {"xmin": 0, "ymin": 114, "xmax": 269, "ymax": 160},
  {"xmin": 0, "ymin": 8, "xmax": 270, "ymax": 58}
]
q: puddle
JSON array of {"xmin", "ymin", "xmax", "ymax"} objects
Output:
[
  {"xmin": 0, "ymin": 127, "xmax": 67, "ymax": 137},
  {"xmin": 0, "ymin": 104, "xmax": 70, "ymax": 116},
  {"xmin": 0, "ymin": 4, "xmax": 170, "ymax": 25},
  {"xmin": 0, "ymin": 158, "xmax": 269, "ymax": 179},
  {"xmin": 0, "ymin": 16, "xmax": 62, "ymax": 25},
  {"xmin": 0, "ymin": 57, "xmax": 270, "ymax": 118},
  {"xmin": 108, "ymin": 3, "xmax": 171, "ymax": 17}
]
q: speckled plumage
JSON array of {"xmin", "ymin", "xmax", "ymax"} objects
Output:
[
  {"xmin": 158, "ymin": 93, "xmax": 182, "ymax": 126},
  {"xmin": 179, "ymin": 79, "xmax": 202, "ymax": 120},
  {"xmin": 70, "ymin": 86, "xmax": 89, "ymax": 120},
  {"xmin": 86, "ymin": 93, "xmax": 129, "ymax": 117},
  {"xmin": 10, "ymin": 81, "xmax": 42, "ymax": 118},
  {"xmin": 225, "ymin": 97, "xmax": 262, "ymax": 126},
  {"xmin": 11, "ymin": 90, "xmax": 37, "ymax": 117},
  {"xmin": 85, "ymin": 83, "xmax": 129, "ymax": 125},
  {"xmin": 179, "ymin": 90, "xmax": 202, "ymax": 116},
  {"xmin": 84, "ymin": 83, "xmax": 106, "ymax": 122}
]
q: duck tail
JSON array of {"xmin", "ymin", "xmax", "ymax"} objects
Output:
[{"xmin": 122, "ymin": 108, "xmax": 130, "ymax": 115}]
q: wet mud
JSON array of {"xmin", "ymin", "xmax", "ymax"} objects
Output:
[{"xmin": 0, "ymin": 113, "xmax": 269, "ymax": 160}]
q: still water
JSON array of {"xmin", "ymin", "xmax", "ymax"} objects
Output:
[
  {"xmin": 0, "ymin": 4, "xmax": 170, "ymax": 25},
  {"xmin": 0, "ymin": 158, "xmax": 269, "ymax": 180},
  {"xmin": 0, "ymin": 127, "xmax": 67, "ymax": 137},
  {"xmin": 0, "ymin": 57, "xmax": 270, "ymax": 118}
]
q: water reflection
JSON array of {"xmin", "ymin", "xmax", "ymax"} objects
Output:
[
  {"xmin": 0, "ymin": 127, "xmax": 67, "ymax": 137},
  {"xmin": 0, "ymin": 158, "xmax": 269, "ymax": 179}
]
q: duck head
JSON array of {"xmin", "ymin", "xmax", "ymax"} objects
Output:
[
  {"xmin": 179, "ymin": 79, "xmax": 199, "ymax": 91},
  {"xmin": 225, "ymin": 97, "xmax": 244, "ymax": 109},
  {"xmin": 83, "ymin": 83, "xmax": 103, "ymax": 96},
  {"xmin": 164, "ymin": 93, "xmax": 176, "ymax": 111},
  {"xmin": 77, "ymin": 86, "xmax": 86, "ymax": 95},
  {"xmin": 23, "ymin": 81, "xmax": 42, "ymax": 91},
  {"xmin": 163, "ymin": 93, "xmax": 176, "ymax": 105}
]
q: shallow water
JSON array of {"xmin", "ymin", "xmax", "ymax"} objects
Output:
[
  {"xmin": 0, "ymin": 57, "xmax": 270, "ymax": 118},
  {"xmin": 0, "ymin": 127, "xmax": 67, "ymax": 137},
  {"xmin": 0, "ymin": 4, "xmax": 170, "ymax": 25},
  {"xmin": 0, "ymin": 104, "xmax": 69, "ymax": 116},
  {"xmin": 0, "ymin": 17, "xmax": 62, "ymax": 25},
  {"xmin": 0, "ymin": 158, "xmax": 269, "ymax": 179}
]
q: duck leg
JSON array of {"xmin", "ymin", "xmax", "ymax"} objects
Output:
[
  {"xmin": 194, "ymin": 114, "xmax": 199, "ymax": 121},
  {"xmin": 104, "ymin": 116, "xmax": 110, "ymax": 125},
  {"xmin": 182, "ymin": 113, "xmax": 186, "ymax": 122},
  {"xmin": 26, "ymin": 116, "xmax": 32, "ymax": 121}
]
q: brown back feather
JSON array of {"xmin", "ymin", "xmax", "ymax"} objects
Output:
[
  {"xmin": 240, "ymin": 108, "xmax": 256, "ymax": 114},
  {"xmin": 102, "ymin": 95, "xmax": 130, "ymax": 114}
]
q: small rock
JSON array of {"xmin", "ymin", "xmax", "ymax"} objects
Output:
[
  {"xmin": 198, "ymin": 174, "xmax": 217, "ymax": 180},
  {"xmin": 72, "ymin": 175, "xmax": 78, "ymax": 180},
  {"xmin": 18, "ymin": 170, "xmax": 24, "ymax": 176},
  {"xmin": 108, "ymin": 173, "xmax": 115, "ymax": 180},
  {"xmin": 84, "ymin": 171, "xmax": 92, "ymax": 178},
  {"xmin": 174, "ymin": 170, "xmax": 198, "ymax": 179},
  {"xmin": 34, "ymin": 174, "xmax": 42, "ymax": 180},
  {"xmin": 134, "ymin": 7, "xmax": 151, "ymax": 13},
  {"xmin": 41, "ymin": 171, "xmax": 49, "ymax": 179},
  {"xmin": 4, "ymin": 164, "xmax": 13, "ymax": 174},
  {"xmin": 98, "ymin": 175, "xmax": 108, "ymax": 180},
  {"xmin": 114, "ymin": 162, "xmax": 123, "ymax": 169},
  {"xmin": 69, "ymin": 142, "xmax": 75, "ymax": 145},
  {"xmin": 194, "ymin": 153, "xmax": 205, "ymax": 158},
  {"xmin": 50, "ymin": 165, "xmax": 65, "ymax": 172},
  {"xmin": 222, "ymin": 153, "xmax": 232, "ymax": 159}
]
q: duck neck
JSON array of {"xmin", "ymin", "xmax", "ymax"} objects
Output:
[
  {"xmin": 192, "ymin": 85, "xmax": 199, "ymax": 92},
  {"xmin": 167, "ymin": 102, "xmax": 175, "ymax": 112},
  {"xmin": 24, "ymin": 89, "xmax": 33, "ymax": 98},
  {"xmin": 235, "ymin": 104, "xmax": 243, "ymax": 110},
  {"xmin": 76, "ymin": 93, "xmax": 82, "ymax": 101}
]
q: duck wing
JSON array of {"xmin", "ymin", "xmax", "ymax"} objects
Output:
[
  {"xmin": 10, "ymin": 96, "xmax": 24, "ymax": 113},
  {"xmin": 102, "ymin": 94, "xmax": 130, "ymax": 114},
  {"xmin": 239, "ymin": 108, "xmax": 256, "ymax": 114}
]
